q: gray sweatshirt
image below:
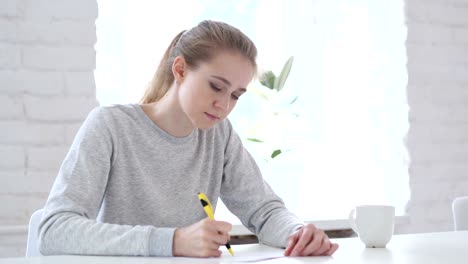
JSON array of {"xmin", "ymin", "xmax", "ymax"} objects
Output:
[{"xmin": 38, "ymin": 104, "xmax": 304, "ymax": 256}]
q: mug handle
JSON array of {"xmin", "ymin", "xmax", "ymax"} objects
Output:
[{"xmin": 348, "ymin": 208, "xmax": 359, "ymax": 234}]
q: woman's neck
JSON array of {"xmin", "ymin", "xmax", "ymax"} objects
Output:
[{"xmin": 141, "ymin": 89, "xmax": 194, "ymax": 138}]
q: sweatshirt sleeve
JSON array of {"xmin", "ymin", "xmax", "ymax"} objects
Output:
[
  {"xmin": 219, "ymin": 120, "xmax": 305, "ymax": 248},
  {"xmin": 38, "ymin": 107, "xmax": 174, "ymax": 256}
]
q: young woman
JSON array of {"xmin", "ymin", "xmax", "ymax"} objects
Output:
[{"xmin": 38, "ymin": 20, "xmax": 339, "ymax": 258}]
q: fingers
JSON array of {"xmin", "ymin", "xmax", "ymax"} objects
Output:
[
  {"xmin": 293, "ymin": 225, "xmax": 324, "ymax": 256},
  {"xmin": 284, "ymin": 238, "xmax": 296, "ymax": 256},
  {"xmin": 211, "ymin": 232, "xmax": 229, "ymax": 247},
  {"xmin": 195, "ymin": 247, "xmax": 222, "ymax": 258},
  {"xmin": 284, "ymin": 228, "xmax": 303, "ymax": 256},
  {"xmin": 326, "ymin": 243, "xmax": 339, "ymax": 256},
  {"xmin": 284, "ymin": 224, "xmax": 339, "ymax": 257},
  {"xmin": 202, "ymin": 218, "xmax": 232, "ymax": 234},
  {"xmin": 203, "ymin": 219, "xmax": 231, "ymax": 246},
  {"xmin": 172, "ymin": 218, "xmax": 232, "ymax": 258},
  {"xmin": 311, "ymin": 235, "xmax": 331, "ymax": 256}
]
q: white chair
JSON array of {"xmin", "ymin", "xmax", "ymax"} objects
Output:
[
  {"xmin": 26, "ymin": 208, "xmax": 44, "ymax": 257},
  {"xmin": 452, "ymin": 196, "xmax": 468, "ymax": 231}
]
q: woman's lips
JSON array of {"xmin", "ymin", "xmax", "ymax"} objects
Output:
[{"xmin": 205, "ymin": 112, "xmax": 220, "ymax": 120}]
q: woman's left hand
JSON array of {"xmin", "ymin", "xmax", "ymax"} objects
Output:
[{"xmin": 284, "ymin": 224, "xmax": 339, "ymax": 257}]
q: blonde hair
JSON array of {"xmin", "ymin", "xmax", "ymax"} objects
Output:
[{"xmin": 140, "ymin": 20, "xmax": 258, "ymax": 104}]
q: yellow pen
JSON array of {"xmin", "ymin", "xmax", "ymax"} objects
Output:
[{"xmin": 198, "ymin": 192, "xmax": 234, "ymax": 256}]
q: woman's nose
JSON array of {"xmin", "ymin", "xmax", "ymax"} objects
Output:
[{"xmin": 214, "ymin": 94, "xmax": 230, "ymax": 111}]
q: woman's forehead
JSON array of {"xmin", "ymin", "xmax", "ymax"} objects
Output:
[{"xmin": 199, "ymin": 52, "xmax": 255, "ymax": 85}]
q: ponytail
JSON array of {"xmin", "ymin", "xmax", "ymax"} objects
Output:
[{"xmin": 140, "ymin": 30, "xmax": 185, "ymax": 104}]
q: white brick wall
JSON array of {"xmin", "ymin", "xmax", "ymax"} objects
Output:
[
  {"xmin": 403, "ymin": 0, "xmax": 468, "ymax": 233},
  {"xmin": 0, "ymin": 0, "xmax": 98, "ymax": 257}
]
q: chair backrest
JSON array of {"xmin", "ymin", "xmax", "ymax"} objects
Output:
[
  {"xmin": 26, "ymin": 208, "xmax": 44, "ymax": 257},
  {"xmin": 452, "ymin": 196, "xmax": 468, "ymax": 231}
]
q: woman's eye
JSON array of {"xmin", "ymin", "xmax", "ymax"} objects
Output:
[
  {"xmin": 210, "ymin": 83, "xmax": 221, "ymax": 91},
  {"xmin": 231, "ymin": 94, "xmax": 240, "ymax": 100}
]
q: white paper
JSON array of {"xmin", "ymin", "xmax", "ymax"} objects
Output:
[{"xmin": 227, "ymin": 252, "xmax": 285, "ymax": 263}]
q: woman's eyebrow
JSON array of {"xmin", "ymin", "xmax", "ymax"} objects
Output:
[{"xmin": 211, "ymin": 75, "xmax": 231, "ymax": 86}]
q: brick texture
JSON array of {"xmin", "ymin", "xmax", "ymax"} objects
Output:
[
  {"xmin": 0, "ymin": 0, "xmax": 97, "ymax": 257},
  {"xmin": 404, "ymin": 0, "xmax": 468, "ymax": 233}
]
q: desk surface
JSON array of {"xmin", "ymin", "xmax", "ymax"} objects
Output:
[{"xmin": 2, "ymin": 231, "xmax": 468, "ymax": 263}]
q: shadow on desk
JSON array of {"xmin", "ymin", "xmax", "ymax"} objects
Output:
[{"xmin": 230, "ymin": 228, "xmax": 356, "ymax": 245}]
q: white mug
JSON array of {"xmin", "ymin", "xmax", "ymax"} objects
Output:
[{"xmin": 349, "ymin": 205, "xmax": 395, "ymax": 248}]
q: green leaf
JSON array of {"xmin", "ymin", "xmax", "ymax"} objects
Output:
[
  {"xmin": 273, "ymin": 56, "xmax": 294, "ymax": 91},
  {"xmin": 247, "ymin": 138, "xmax": 264, "ymax": 143},
  {"xmin": 289, "ymin": 96, "xmax": 298, "ymax": 104},
  {"xmin": 259, "ymin": 71, "xmax": 276, "ymax": 90},
  {"xmin": 271, "ymin": 149, "xmax": 282, "ymax": 158}
]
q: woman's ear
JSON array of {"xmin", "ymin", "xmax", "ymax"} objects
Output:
[{"xmin": 172, "ymin": 56, "xmax": 186, "ymax": 84}]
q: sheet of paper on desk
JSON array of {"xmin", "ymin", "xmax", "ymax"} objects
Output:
[
  {"xmin": 227, "ymin": 252, "xmax": 285, "ymax": 263},
  {"xmin": 225, "ymin": 253, "xmax": 333, "ymax": 263}
]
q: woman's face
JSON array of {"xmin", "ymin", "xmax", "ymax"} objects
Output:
[{"xmin": 176, "ymin": 51, "xmax": 255, "ymax": 130}]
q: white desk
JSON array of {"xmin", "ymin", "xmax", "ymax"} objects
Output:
[{"xmin": 1, "ymin": 231, "xmax": 468, "ymax": 263}]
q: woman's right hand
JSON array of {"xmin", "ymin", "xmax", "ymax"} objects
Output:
[{"xmin": 173, "ymin": 218, "xmax": 232, "ymax": 257}]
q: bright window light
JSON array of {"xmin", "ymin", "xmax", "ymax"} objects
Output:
[{"xmin": 96, "ymin": 0, "xmax": 409, "ymax": 225}]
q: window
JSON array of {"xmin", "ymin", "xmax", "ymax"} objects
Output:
[{"xmin": 96, "ymin": 0, "xmax": 409, "ymax": 226}]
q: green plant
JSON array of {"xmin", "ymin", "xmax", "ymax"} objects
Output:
[
  {"xmin": 259, "ymin": 56, "xmax": 294, "ymax": 92},
  {"xmin": 246, "ymin": 56, "xmax": 295, "ymax": 159}
]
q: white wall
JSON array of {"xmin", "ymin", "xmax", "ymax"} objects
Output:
[
  {"xmin": 401, "ymin": 0, "xmax": 468, "ymax": 233},
  {"xmin": 0, "ymin": 0, "xmax": 98, "ymax": 257},
  {"xmin": 0, "ymin": 0, "xmax": 467, "ymax": 258}
]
